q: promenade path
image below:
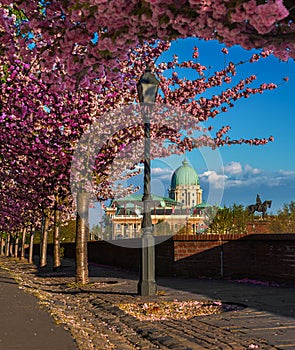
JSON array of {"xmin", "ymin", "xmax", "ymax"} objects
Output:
[
  {"xmin": 0, "ymin": 264, "xmax": 77, "ymax": 349},
  {"xmin": 0, "ymin": 256, "xmax": 295, "ymax": 349}
]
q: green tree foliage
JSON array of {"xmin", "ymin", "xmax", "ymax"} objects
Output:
[
  {"xmin": 206, "ymin": 204, "xmax": 250, "ymax": 234},
  {"xmin": 34, "ymin": 219, "xmax": 76, "ymax": 244},
  {"xmin": 59, "ymin": 220, "xmax": 76, "ymax": 242},
  {"xmin": 90, "ymin": 224, "xmax": 103, "ymax": 240},
  {"xmin": 270, "ymin": 201, "xmax": 295, "ymax": 233}
]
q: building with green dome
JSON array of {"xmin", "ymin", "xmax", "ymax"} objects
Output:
[
  {"xmin": 169, "ymin": 159, "xmax": 203, "ymax": 209},
  {"xmin": 105, "ymin": 160, "xmax": 208, "ymax": 239}
]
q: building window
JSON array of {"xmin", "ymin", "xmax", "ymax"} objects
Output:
[{"xmin": 192, "ymin": 200, "xmax": 195, "ymax": 204}]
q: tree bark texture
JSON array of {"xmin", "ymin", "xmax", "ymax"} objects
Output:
[
  {"xmin": 0, "ymin": 237, "xmax": 4, "ymax": 255},
  {"xmin": 20, "ymin": 227, "xmax": 27, "ymax": 260},
  {"xmin": 28, "ymin": 229, "xmax": 34, "ymax": 264},
  {"xmin": 9, "ymin": 234, "xmax": 14, "ymax": 257},
  {"xmin": 5, "ymin": 234, "xmax": 10, "ymax": 256},
  {"xmin": 40, "ymin": 214, "xmax": 50, "ymax": 267},
  {"xmin": 14, "ymin": 235, "xmax": 19, "ymax": 258},
  {"xmin": 53, "ymin": 205, "xmax": 61, "ymax": 271},
  {"xmin": 75, "ymin": 191, "xmax": 90, "ymax": 285}
]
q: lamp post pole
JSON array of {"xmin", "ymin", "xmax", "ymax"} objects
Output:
[{"xmin": 137, "ymin": 68, "xmax": 159, "ymax": 296}]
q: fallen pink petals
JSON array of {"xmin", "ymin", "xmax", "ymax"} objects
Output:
[{"xmin": 118, "ymin": 300, "xmax": 234, "ymax": 321}]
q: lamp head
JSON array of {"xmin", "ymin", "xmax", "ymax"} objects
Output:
[{"xmin": 137, "ymin": 68, "xmax": 159, "ymax": 104}]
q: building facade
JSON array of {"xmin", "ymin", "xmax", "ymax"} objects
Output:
[{"xmin": 105, "ymin": 160, "xmax": 210, "ymax": 239}]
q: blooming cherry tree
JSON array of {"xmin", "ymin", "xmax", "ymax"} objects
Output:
[
  {"xmin": 0, "ymin": 39, "xmax": 283, "ymax": 283},
  {"xmin": 0, "ymin": 1, "xmax": 293, "ymax": 91}
]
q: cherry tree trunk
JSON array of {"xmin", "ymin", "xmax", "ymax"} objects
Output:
[
  {"xmin": 53, "ymin": 204, "xmax": 61, "ymax": 272},
  {"xmin": 40, "ymin": 214, "xmax": 50, "ymax": 268},
  {"xmin": 9, "ymin": 234, "xmax": 14, "ymax": 257},
  {"xmin": 20, "ymin": 227, "xmax": 27, "ymax": 260},
  {"xmin": 5, "ymin": 234, "xmax": 10, "ymax": 256},
  {"xmin": 75, "ymin": 191, "xmax": 90, "ymax": 285},
  {"xmin": 14, "ymin": 235, "xmax": 19, "ymax": 258},
  {"xmin": 28, "ymin": 228, "xmax": 35, "ymax": 264},
  {"xmin": 0, "ymin": 237, "xmax": 4, "ymax": 255}
]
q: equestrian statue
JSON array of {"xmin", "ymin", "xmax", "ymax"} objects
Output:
[{"xmin": 247, "ymin": 194, "xmax": 272, "ymax": 219}]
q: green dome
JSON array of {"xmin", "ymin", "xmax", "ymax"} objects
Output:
[{"xmin": 170, "ymin": 160, "xmax": 199, "ymax": 189}]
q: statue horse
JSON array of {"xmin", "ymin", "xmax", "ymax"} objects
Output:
[{"xmin": 247, "ymin": 200, "xmax": 272, "ymax": 218}]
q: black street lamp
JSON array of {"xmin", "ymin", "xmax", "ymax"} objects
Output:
[{"xmin": 137, "ymin": 68, "xmax": 159, "ymax": 296}]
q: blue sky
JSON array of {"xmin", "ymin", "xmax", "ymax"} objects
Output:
[
  {"xmin": 149, "ymin": 38, "xmax": 295, "ymax": 213},
  {"xmin": 90, "ymin": 38, "xmax": 295, "ymax": 227}
]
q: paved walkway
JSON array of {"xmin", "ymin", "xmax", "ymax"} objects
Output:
[
  {"xmin": 0, "ymin": 256, "xmax": 295, "ymax": 349},
  {"xmin": 158, "ymin": 277, "xmax": 295, "ymax": 349},
  {"xmin": 0, "ymin": 266, "xmax": 77, "ymax": 349}
]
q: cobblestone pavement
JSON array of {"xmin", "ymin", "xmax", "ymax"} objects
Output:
[{"xmin": 1, "ymin": 256, "xmax": 294, "ymax": 349}]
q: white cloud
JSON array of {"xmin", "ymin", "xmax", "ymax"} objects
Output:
[
  {"xmin": 279, "ymin": 170, "xmax": 295, "ymax": 176},
  {"xmin": 200, "ymin": 170, "xmax": 227, "ymax": 189},
  {"xmin": 205, "ymin": 161, "xmax": 295, "ymax": 191},
  {"xmin": 244, "ymin": 164, "xmax": 262, "ymax": 175},
  {"xmin": 150, "ymin": 163, "xmax": 295, "ymax": 208},
  {"xmin": 217, "ymin": 161, "xmax": 264, "ymax": 188},
  {"xmin": 152, "ymin": 167, "xmax": 173, "ymax": 181},
  {"xmin": 223, "ymin": 161, "xmax": 242, "ymax": 175},
  {"xmin": 223, "ymin": 161, "xmax": 262, "ymax": 177},
  {"xmin": 199, "ymin": 162, "xmax": 295, "ymax": 212}
]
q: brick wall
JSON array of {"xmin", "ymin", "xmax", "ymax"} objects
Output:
[
  {"xmin": 170, "ymin": 234, "xmax": 249, "ymax": 278},
  {"xmin": 170, "ymin": 234, "xmax": 295, "ymax": 282},
  {"xmin": 41, "ymin": 233, "xmax": 295, "ymax": 283},
  {"xmin": 247, "ymin": 220, "xmax": 271, "ymax": 234}
]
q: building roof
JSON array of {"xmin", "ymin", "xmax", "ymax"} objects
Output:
[
  {"xmin": 170, "ymin": 159, "xmax": 199, "ymax": 189},
  {"xmin": 194, "ymin": 201, "xmax": 213, "ymax": 208},
  {"xmin": 109, "ymin": 193, "xmax": 182, "ymax": 208}
]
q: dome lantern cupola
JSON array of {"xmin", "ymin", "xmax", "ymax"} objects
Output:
[{"xmin": 169, "ymin": 159, "xmax": 202, "ymax": 209}]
